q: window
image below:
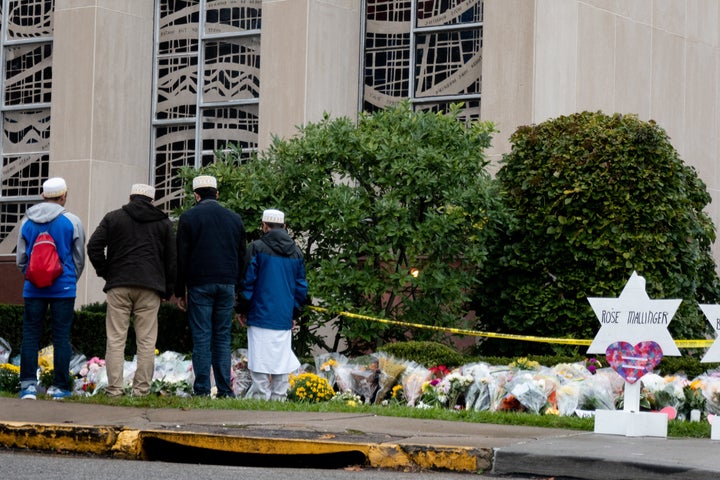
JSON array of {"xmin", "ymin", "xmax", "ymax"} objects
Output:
[
  {"xmin": 152, "ymin": 0, "xmax": 261, "ymax": 212},
  {"xmin": 0, "ymin": 0, "xmax": 53, "ymax": 250},
  {"xmin": 362, "ymin": 0, "xmax": 482, "ymax": 120}
]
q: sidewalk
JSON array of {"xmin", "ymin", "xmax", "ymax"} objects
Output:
[{"xmin": 1, "ymin": 397, "xmax": 718, "ymax": 478}]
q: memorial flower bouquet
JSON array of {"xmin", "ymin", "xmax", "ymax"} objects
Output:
[
  {"xmin": 374, "ymin": 353, "xmax": 406, "ymax": 404},
  {"xmin": 417, "ymin": 378, "xmax": 444, "ymax": 408},
  {"xmin": 315, "ymin": 352, "xmax": 348, "ymax": 390},
  {"xmin": 437, "ymin": 369, "xmax": 474, "ymax": 408},
  {"xmin": 697, "ymin": 373, "xmax": 720, "ymax": 415},
  {"xmin": 678, "ymin": 379, "xmax": 706, "ymax": 420},
  {"xmin": 231, "ymin": 349, "xmax": 251, "ymax": 397},
  {"xmin": 461, "ymin": 363, "xmax": 491, "ymax": 411},
  {"xmin": 585, "ymin": 357, "xmax": 602, "ymax": 375},
  {"xmin": 509, "ymin": 357, "xmax": 540, "ymax": 371},
  {"xmin": 330, "ymin": 389, "xmax": 362, "ymax": 407},
  {"xmin": 400, "ymin": 362, "xmax": 432, "ymax": 406},
  {"xmin": 0, "ymin": 363, "xmax": 20, "ymax": 393},
  {"xmin": 79, "ymin": 356, "xmax": 106, "ymax": 394},
  {"xmin": 288, "ymin": 372, "xmax": 335, "ymax": 402}
]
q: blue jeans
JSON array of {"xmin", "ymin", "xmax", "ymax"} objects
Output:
[
  {"xmin": 20, "ymin": 297, "xmax": 75, "ymax": 391},
  {"xmin": 187, "ymin": 284, "xmax": 235, "ymax": 397}
]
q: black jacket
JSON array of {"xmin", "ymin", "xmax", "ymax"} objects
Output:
[
  {"xmin": 175, "ymin": 198, "xmax": 246, "ymax": 297},
  {"xmin": 87, "ymin": 196, "xmax": 176, "ymax": 297}
]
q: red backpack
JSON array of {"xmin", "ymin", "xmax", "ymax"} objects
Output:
[{"xmin": 25, "ymin": 223, "xmax": 64, "ymax": 288}]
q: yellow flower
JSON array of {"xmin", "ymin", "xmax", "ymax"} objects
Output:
[
  {"xmin": 0, "ymin": 363, "xmax": 20, "ymax": 374},
  {"xmin": 392, "ymin": 384, "xmax": 403, "ymax": 398},
  {"xmin": 690, "ymin": 379, "xmax": 704, "ymax": 390},
  {"xmin": 287, "ymin": 372, "xmax": 335, "ymax": 402}
]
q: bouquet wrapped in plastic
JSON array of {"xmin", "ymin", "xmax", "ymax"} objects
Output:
[
  {"xmin": 400, "ymin": 362, "xmax": 432, "ymax": 406},
  {"xmin": 506, "ymin": 371, "xmax": 551, "ymax": 414},
  {"xmin": 555, "ymin": 382, "xmax": 581, "ymax": 416},
  {"xmin": 348, "ymin": 355, "xmax": 379, "ymax": 403},
  {"xmin": 698, "ymin": 369, "xmax": 720, "ymax": 415},
  {"xmin": 487, "ymin": 367, "xmax": 515, "ymax": 411},
  {"xmin": 577, "ymin": 368, "xmax": 618, "ymax": 411},
  {"xmin": 153, "ymin": 351, "xmax": 193, "ymax": 385},
  {"xmin": 641, "ymin": 373, "xmax": 684, "ymax": 411},
  {"xmin": 551, "ymin": 362, "xmax": 592, "ymax": 382},
  {"xmin": 0, "ymin": 337, "xmax": 10, "ymax": 364},
  {"xmin": 374, "ymin": 353, "xmax": 406, "ymax": 404},
  {"xmin": 462, "ymin": 362, "xmax": 493, "ymax": 411},
  {"xmin": 76, "ymin": 356, "xmax": 107, "ymax": 396},
  {"xmin": 231, "ymin": 348, "xmax": 251, "ymax": 397},
  {"xmin": 326, "ymin": 355, "xmax": 354, "ymax": 393},
  {"xmin": 150, "ymin": 351, "xmax": 193, "ymax": 396},
  {"xmin": 436, "ymin": 368, "xmax": 474, "ymax": 408},
  {"xmin": 314, "ymin": 352, "xmax": 348, "ymax": 391}
]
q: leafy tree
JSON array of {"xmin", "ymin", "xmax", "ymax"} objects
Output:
[
  {"xmin": 179, "ymin": 102, "xmax": 506, "ymax": 356},
  {"xmin": 474, "ymin": 111, "xmax": 720, "ymax": 355}
]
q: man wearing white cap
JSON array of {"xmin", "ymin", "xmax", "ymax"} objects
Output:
[
  {"xmin": 87, "ymin": 183, "xmax": 176, "ymax": 397},
  {"xmin": 16, "ymin": 177, "xmax": 86, "ymax": 400},
  {"xmin": 237, "ymin": 209, "xmax": 308, "ymax": 401},
  {"xmin": 175, "ymin": 175, "xmax": 246, "ymax": 398}
]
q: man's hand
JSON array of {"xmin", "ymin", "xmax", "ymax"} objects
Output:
[
  {"xmin": 236, "ymin": 314, "xmax": 247, "ymax": 327},
  {"xmin": 175, "ymin": 296, "xmax": 187, "ymax": 312}
]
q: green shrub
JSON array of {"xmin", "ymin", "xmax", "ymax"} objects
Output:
[
  {"xmin": 198, "ymin": 101, "xmax": 507, "ymax": 355},
  {"xmin": 658, "ymin": 355, "xmax": 720, "ymax": 378},
  {"xmin": 378, "ymin": 341, "xmax": 467, "ymax": 368},
  {"xmin": 475, "ymin": 111, "xmax": 720, "ymax": 356},
  {"xmin": 0, "ymin": 302, "xmax": 201, "ymax": 360}
]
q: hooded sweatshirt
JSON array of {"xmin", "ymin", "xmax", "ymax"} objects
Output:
[
  {"xmin": 241, "ymin": 228, "xmax": 308, "ymax": 330},
  {"xmin": 16, "ymin": 202, "xmax": 86, "ymax": 298},
  {"xmin": 87, "ymin": 196, "xmax": 176, "ymax": 297}
]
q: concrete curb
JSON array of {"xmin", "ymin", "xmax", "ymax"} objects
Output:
[{"xmin": 0, "ymin": 421, "xmax": 490, "ymax": 473}]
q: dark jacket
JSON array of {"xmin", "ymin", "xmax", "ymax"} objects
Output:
[
  {"xmin": 240, "ymin": 228, "xmax": 308, "ymax": 330},
  {"xmin": 87, "ymin": 196, "xmax": 176, "ymax": 297},
  {"xmin": 175, "ymin": 198, "xmax": 246, "ymax": 297}
]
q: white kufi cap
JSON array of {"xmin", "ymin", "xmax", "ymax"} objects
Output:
[
  {"xmin": 131, "ymin": 183, "xmax": 155, "ymax": 199},
  {"xmin": 262, "ymin": 209, "xmax": 285, "ymax": 224},
  {"xmin": 192, "ymin": 175, "xmax": 217, "ymax": 190},
  {"xmin": 42, "ymin": 177, "xmax": 67, "ymax": 198}
]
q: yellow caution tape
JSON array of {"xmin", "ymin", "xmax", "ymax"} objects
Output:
[{"xmin": 308, "ymin": 305, "xmax": 715, "ymax": 349}]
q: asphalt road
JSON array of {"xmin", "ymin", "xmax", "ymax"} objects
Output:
[{"xmin": 0, "ymin": 450, "xmax": 545, "ymax": 480}]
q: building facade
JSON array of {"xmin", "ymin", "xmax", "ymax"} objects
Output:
[{"xmin": 0, "ymin": 0, "xmax": 718, "ymax": 306}]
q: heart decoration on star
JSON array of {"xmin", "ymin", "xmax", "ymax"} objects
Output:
[{"xmin": 605, "ymin": 340, "xmax": 663, "ymax": 384}]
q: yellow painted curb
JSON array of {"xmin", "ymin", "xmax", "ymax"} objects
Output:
[
  {"xmin": 0, "ymin": 422, "xmax": 488, "ymax": 473},
  {"xmin": 141, "ymin": 430, "xmax": 489, "ymax": 472},
  {"xmin": 0, "ymin": 421, "xmax": 123, "ymax": 456}
]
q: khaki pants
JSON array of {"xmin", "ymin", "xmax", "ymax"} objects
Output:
[{"xmin": 105, "ymin": 287, "xmax": 160, "ymax": 396}]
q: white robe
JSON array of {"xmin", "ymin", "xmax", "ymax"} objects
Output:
[{"xmin": 247, "ymin": 326, "xmax": 300, "ymax": 374}]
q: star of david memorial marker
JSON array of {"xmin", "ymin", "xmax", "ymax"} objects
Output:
[
  {"xmin": 587, "ymin": 271, "xmax": 681, "ymax": 437},
  {"xmin": 699, "ymin": 304, "xmax": 720, "ymax": 439}
]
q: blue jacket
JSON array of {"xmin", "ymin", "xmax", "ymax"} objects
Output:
[
  {"xmin": 16, "ymin": 202, "xmax": 86, "ymax": 298},
  {"xmin": 175, "ymin": 198, "xmax": 246, "ymax": 296},
  {"xmin": 241, "ymin": 228, "xmax": 308, "ymax": 330}
]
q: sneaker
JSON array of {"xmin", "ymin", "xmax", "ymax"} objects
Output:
[
  {"xmin": 19, "ymin": 385, "xmax": 37, "ymax": 400},
  {"xmin": 46, "ymin": 386, "xmax": 72, "ymax": 400}
]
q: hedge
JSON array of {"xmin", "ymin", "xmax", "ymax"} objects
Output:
[{"xmin": 0, "ymin": 302, "xmax": 197, "ymax": 359}]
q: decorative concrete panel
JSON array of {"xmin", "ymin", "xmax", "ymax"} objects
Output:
[
  {"xmin": 650, "ymin": 30, "xmax": 686, "ymax": 157},
  {"xmin": 534, "ymin": 0, "xmax": 578, "ymax": 121},
  {"xmin": 576, "ymin": 4, "xmax": 615, "ymax": 113},
  {"xmin": 614, "ymin": 17, "xmax": 652, "ymax": 118}
]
